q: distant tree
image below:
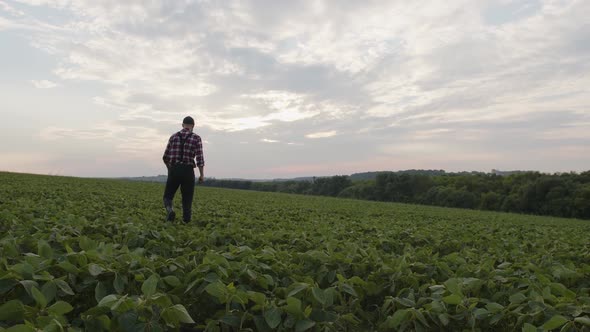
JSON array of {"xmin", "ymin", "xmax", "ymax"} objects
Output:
[
  {"xmin": 573, "ymin": 184, "xmax": 590, "ymax": 219},
  {"xmin": 480, "ymin": 192, "xmax": 503, "ymax": 211},
  {"xmin": 202, "ymin": 169, "xmax": 590, "ymax": 220},
  {"xmin": 338, "ymin": 181, "xmax": 377, "ymax": 200},
  {"xmin": 501, "ymin": 194, "xmax": 522, "ymax": 213},
  {"xmin": 312, "ymin": 176, "xmax": 352, "ymax": 196},
  {"xmin": 542, "ymin": 186, "xmax": 571, "ymax": 217}
]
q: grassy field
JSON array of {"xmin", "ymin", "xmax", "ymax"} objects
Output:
[{"xmin": 0, "ymin": 172, "xmax": 589, "ymax": 331}]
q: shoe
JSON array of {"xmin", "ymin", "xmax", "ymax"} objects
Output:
[
  {"xmin": 182, "ymin": 219, "xmax": 190, "ymax": 224},
  {"xmin": 167, "ymin": 209, "xmax": 176, "ymax": 222}
]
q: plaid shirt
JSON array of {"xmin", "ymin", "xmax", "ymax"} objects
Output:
[{"xmin": 163, "ymin": 128, "xmax": 204, "ymax": 168}]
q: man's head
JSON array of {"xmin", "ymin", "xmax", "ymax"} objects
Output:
[{"xmin": 182, "ymin": 116, "xmax": 195, "ymax": 131}]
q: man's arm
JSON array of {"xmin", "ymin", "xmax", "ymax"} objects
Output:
[
  {"xmin": 197, "ymin": 166, "xmax": 204, "ymax": 183},
  {"xmin": 195, "ymin": 136, "xmax": 205, "ymax": 183},
  {"xmin": 163, "ymin": 137, "xmax": 173, "ymax": 168}
]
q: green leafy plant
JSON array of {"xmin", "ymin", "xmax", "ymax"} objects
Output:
[{"xmin": 1, "ymin": 172, "xmax": 589, "ymax": 331}]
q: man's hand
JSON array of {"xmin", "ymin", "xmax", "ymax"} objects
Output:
[{"xmin": 197, "ymin": 166, "xmax": 204, "ymax": 184}]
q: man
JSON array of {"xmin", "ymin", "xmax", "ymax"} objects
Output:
[{"xmin": 162, "ymin": 116, "xmax": 205, "ymax": 223}]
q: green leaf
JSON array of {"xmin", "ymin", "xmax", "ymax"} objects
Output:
[
  {"xmin": 312, "ymin": 287, "xmax": 326, "ymax": 306},
  {"xmin": 163, "ymin": 275, "xmax": 181, "ymax": 288},
  {"xmin": 412, "ymin": 308, "xmax": 430, "ymax": 327},
  {"xmin": 253, "ymin": 315, "xmax": 272, "ymax": 331},
  {"xmin": 113, "ymin": 273, "xmax": 126, "ymax": 294},
  {"xmin": 54, "ymin": 279, "xmax": 74, "ymax": 295},
  {"xmin": 31, "ymin": 286, "xmax": 47, "ymax": 309},
  {"xmin": 141, "ymin": 274, "xmax": 159, "ymax": 298},
  {"xmin": 247, "ymin": 291, "xmax": 266, "ymax": 306},
  {"xmin": 41, "ymin": 281, "xmax": 57, "ymax": 304},
  {"xmin": 574, "ymin": 316, "xmax": 590, "ymax": 326},
  {"xmin": 96, "ymin": 315, "xmax": 111, "ymax": 330},
  {"xmin": 95, "ymin": 281, "xmax": 108, "ymax": 303},
  {"xmin": 88, "ymin": 263, "xmax": 104, "ymax": 277},
  {"xmin": 509, "ymin": 293, "xmax": 527, "ymax": 304},
  {"xmin": 98, "ymin": 294, "xmax": 118, "ymax": 307},
  {"xmin": 48, "ymin": 301, "xmax": 74, "ymax": 316},
  {"xmin": 205, "ymin": 281, "xmax": 227, "ymax": 301},
  {"xmin": 442, "ymin": 294, "xmax": 462, "ymax": 305},
  {"xmin": 0, "ymin": 279, "xmax": 18, "ymax": 295},
  {"xmin": 341, "ymin": 283, "xmax": 357, "ymax": 297},
  {"xmin": 19, "ymin": 280, "xmax": 39, "ymax": 296},
  {"xmin": 0, "ymin": 300, "xmax": 25, "ymax": 321},
  {"xmin": 550, "ymin": 283, "xmax": 576, "ymax": 299},
  {"xmin": 5, "ymin": 325, "xmax": 34, "ymax": 332},
  {"xmin": 264, "ymin": 307, "xmax": 282, "ymax": 329},
  {"xmin": 543, "ymin": 315, "xmax": 569, "ymax": 330},
  {"xmin": 117, "ymin": 311, "xmax": 142, "ymax": 331},
  {"xmin": 295, "ymin": 319, "xmax": 315, "ymax": 332},
  {"xmin": 203, "ymin": 252, "xmax": 230, "ymax": 267},
  {"xmin": 287, "ymin": 283, "xmax": 308, "ymax": 297},
  {"xmin": 111, "ymin": 296, "xmax": 135, "ymax": 313},
  {"xmin": 79, "ymin": 236, "xmax": 96, "ymax": 251},
  {"xmin": 486, "ymin": 302, "xmax": 504, "ymax": 313},
  {"xmin": 474, "ymin": 308, "xmax": 489, "ymax": 319},
  {"xmin": 284, "ymin": 297, "xmax": 303, "ymax": 318},
  {"xmin": 161, "ymin": 304, "xmax": 195, "ymax": 325},
  {"xmin": 395, "ymin": 297, "xmax": 415, "ymax": 307},
  {"xmin": 37, "ymin": 240, "xmax": 53, "ymax": 259},
  {"xmin": 151, "ymin": 294, "xmax": 173, "ymax": 308},
  {"xmin": 438, "ymin": 313, "xmax": 450, "ymax": 326},
  {"xmin": 522, "ymin": 323, "xmax": 537, "ymax": 332},
  {"xmin": 444, "ymin": 278, "xmax": 462, "ymax": 296},
  {"xmin": 220, "ymin": 314, "xmax": 241, "ymax": 327},
  {"xmin": 341, "ymin": 313, "xmax": 360, "ymax": 325},
  {"xmin": 58, "ymin": 261, "xmax": 79, "ymax": 274},
  {"xmin": 3, "ymin": 240, "xmax": 19, "ymax": 258},
  {"xmin": 170, "ymin": 304, "xmax": 195, "ymax": 324},
  {"xmin": 388, "ymin": 309, "xmax": 410, "ymax": 328}
]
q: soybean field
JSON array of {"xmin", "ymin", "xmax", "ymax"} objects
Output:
[{"xmin": 0, "ymin": 172, "xmax": 589, "ymax": 331}]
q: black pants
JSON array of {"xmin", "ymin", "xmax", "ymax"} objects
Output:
[{"xmin": 163, "ymin": 164, "xmax": 195, "ymax": 221}]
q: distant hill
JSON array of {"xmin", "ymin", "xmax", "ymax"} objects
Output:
[
  {"xmin": 491, "ymin": 169, "xmax": 532, "ymax": 176},
  {"xmin": 349, "ymin": 170, "xmax": 448, "ymax": 181},
  {"xmin": 121, "ymin": 175, "xmax": 168, "ymax": 183},
  {"xmin": 121, "ymin": 169, "xmax": 528, "ymax": 183},
  {"xmin": 119, "ymin": 175, "xmax": 316, "ymax": 183}
]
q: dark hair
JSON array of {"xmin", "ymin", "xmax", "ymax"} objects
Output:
[{"xmin": 183, "ymin": 116, "xmax": 195, "ymax": 125}]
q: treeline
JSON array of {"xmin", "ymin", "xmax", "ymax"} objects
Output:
[{"xmin": 202, "ymin": 171, "xmax": 590, "ymax": 219}]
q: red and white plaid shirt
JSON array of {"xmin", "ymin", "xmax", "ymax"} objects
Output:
[{"xmin": 162, "ymin": 128, "xmax": 205, "ymax": 168}]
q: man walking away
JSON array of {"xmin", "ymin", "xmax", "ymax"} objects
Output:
[{"xmin": 162, "ymin": 116, "xmax": 205, "ymax": 223}]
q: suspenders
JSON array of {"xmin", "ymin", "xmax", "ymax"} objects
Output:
[{"xmin": 177, "ymin": 132, "xmax": 191, "ymax": 165}]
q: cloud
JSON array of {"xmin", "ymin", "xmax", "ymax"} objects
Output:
[
  {"xmin": 0, "ymin": 2, "xmax": 25, "ymax": 17},
  {"xmin": 39, "ymin": 123, "xmax": 126, "ymax": 140},
  {"xmin": 31, "ymin": 80, "xmax": 59, "ymax": 89},
  {"xmin": 2, "ymin": 0, "xmax": 589, "ymax": 177},
  {"xmin": 305, "ymin": 131, "xmax": 337, "ymax": 139}
]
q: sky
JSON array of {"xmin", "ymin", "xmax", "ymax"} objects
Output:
[{"xmin": 0, "ymin": 0, "xmax": 589, "ymax": 179}]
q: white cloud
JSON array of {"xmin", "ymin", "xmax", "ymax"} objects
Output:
[
  {"xmin": 261, "ymin": 138, "xmax": 279, "ymax": 143},
  {"xmin": 411, "ymin": 128, "xmax": 453, "ymax": 140},
  {"xmin": 537, "ymin": 126, "xmax": 590, "ymax": 140},
  {"xmin": 3, "ymin": 0, "xmax": 590, "ymax": 176},
  {"xmin": 31, "ymin": 79, "xmax": 59, "ymax": 89},
  {"xmin": 39, "ymin": 123, "xmax": 126, "ymax": 140},
  {"xmin": 306, "ymin": 131, "xmax": 337, "ymax": 139},
  {"xmin": 0, "ymin": 2, "xmax": 25, "ymax": 16}
]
